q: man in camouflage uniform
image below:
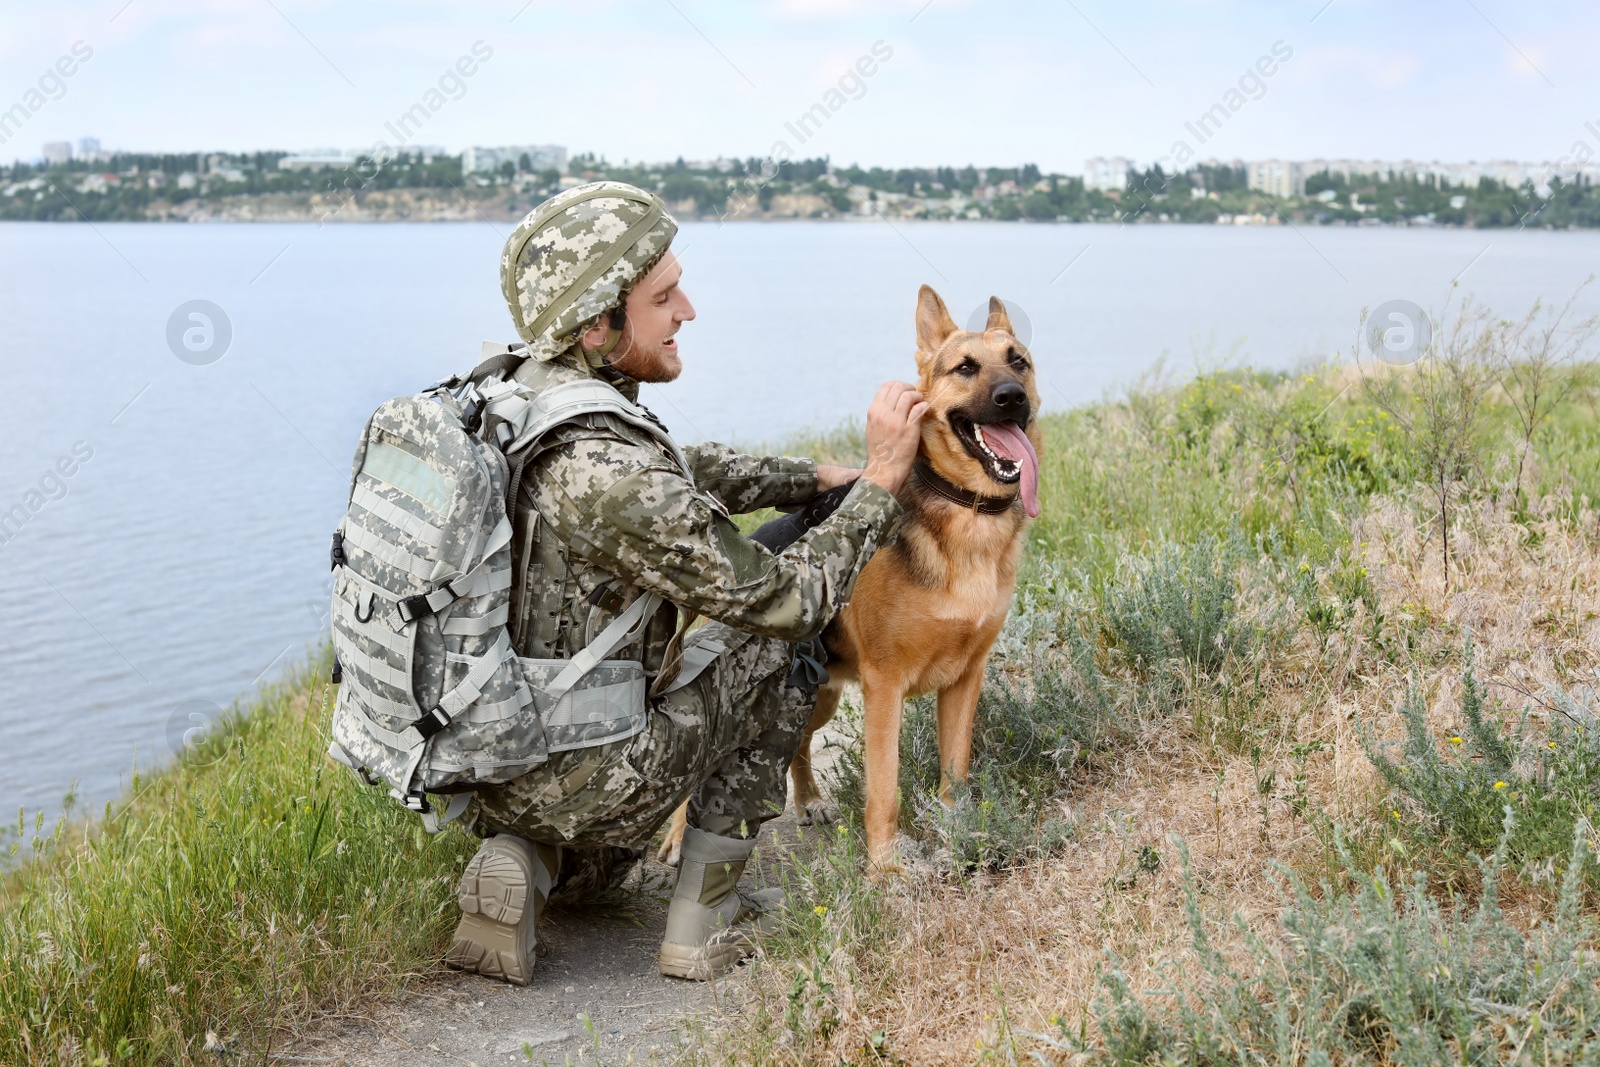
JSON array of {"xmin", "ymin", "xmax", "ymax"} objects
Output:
[{"xmin": 446, "ymin": 181, "xmax": 928, "ymax": 984}]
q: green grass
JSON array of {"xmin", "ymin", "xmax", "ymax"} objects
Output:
[
  {"xmin": 0, "ymin": 653, "xmax": 476, "ymax": 1065},
  {"xmin": 1363, "ymin": 651, "xmax": 1600, "ymax": 890},
  {"xmin": 692, "ymin": 346, "xmax": 1600, "ymax": 1063},
  {"xmin": 8, "ymin": 341, "xmax": 1600, "ymax": 1065},
  {"xmin": 1032, "ymin": 829, "xmax": 1600, "ymax": 1066}
]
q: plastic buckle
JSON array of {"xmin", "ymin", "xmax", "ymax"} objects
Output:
[
  {"xmin": 397, "ymin": 576, "xmax": 460, "ymax": 624},
  {"xmin": 402, "ymin": 790, "xmax": 433, "ymax": 814},
  {"xmin": 460, "ymin": 392, "xmax": 484, "ymax": 434},
  {"xmin": 396, "ymin": 592, "xmax": 429, "ymax": 624},
  {"xmin": 330, "ymin": 530, "xmax": 346, "ymax": 569},
  {"xmin": 412, "ymin": 706, "xmax": 452, "ymax": 741}
]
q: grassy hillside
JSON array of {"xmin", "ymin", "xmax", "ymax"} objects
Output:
[
  {"xmin": 686, "ymin": 305, "xmax": 1600, "ymax": 1064},
  {"xmin": 0, "ymin": 660, "xmax": 478, "ymax": 1064},
  {"xmin": 4, "ymin": 297, "xmax": 1600, "ymax": 1064}
]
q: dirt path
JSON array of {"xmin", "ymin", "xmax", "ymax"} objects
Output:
[{"xmin": 284, "ymin": 809, "xmax": 814, "ymax": 1066}]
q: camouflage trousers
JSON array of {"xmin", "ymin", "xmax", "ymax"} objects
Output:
[{"xmin": 471, "ymin": 622, "xmax": 813, "ymax": 867}]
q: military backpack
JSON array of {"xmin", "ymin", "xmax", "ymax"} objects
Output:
[{"xmin": 326, "ymin": 343, "xmax": 692, "ymax": 830}]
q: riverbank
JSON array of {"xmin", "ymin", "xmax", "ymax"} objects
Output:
[
  {"xmin": 6, "ymin": 324, "xmax": 1600, "ymax": 1062},
  {"xmin": 7, "ymin": 187, "xmax": 1597, "ymax": 227}
]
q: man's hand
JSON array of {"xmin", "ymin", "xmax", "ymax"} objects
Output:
[
  {"xmin": 816, "ymin": 464, "xmax": 861, "ymax": 491},
  {"xmin": 861, "ymin": 381, "xmax": 929, "ymax": 496}
]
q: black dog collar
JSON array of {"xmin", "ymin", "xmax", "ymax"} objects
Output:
[{"xmin": 912, "ymin": 458, "xmax": 1017, "ymax": 514}]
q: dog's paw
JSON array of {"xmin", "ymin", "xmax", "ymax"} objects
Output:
[
  {"xmin": 866, "ymin": 857, "xmax": 906, "ymax": 885},
  {"xmin": 797, "ymin": 798, "xmax": 840, "ymax": 827},
  {"xmin": 866, "ymin": 834, "xmax": 917, "ymax": 884},
  {"xmin": 655, "ymin": 832, "xmax": 683, "ymax": 868}
]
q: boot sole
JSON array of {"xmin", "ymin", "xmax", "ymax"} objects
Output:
[
  {"xmin": 658, "ymin": 939, "xmax": 749, "ymax": 981},
  {"xmin": 447, "ymin": 842, "xmax": 535, "ymax": 986}
]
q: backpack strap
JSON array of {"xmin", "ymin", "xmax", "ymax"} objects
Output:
[
  {"xmin": 483, "ymin": 378, "xmax": 695, "ymax": 480},
  {"xmin": 539, "ymin": 589, "xmax": 662, "ymax": 711}
]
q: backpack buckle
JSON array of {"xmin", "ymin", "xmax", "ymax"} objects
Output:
[
  {"xmin": 396, "ymin": 592, "xmax": 430, "ymax": 624},
  {"xmin": 396, "ymin": 575, "xmax": 464, "ymax": 624},
  {"xmin": 330, "ymin": 530, "xmax": 346, "ymax": 569},
  {"xmin": 411, "ymin": 706, "xmax": 452, "ymax": 741},
  {"xmin": 459, "ymin": 385, "xmax": 485, "ymax": 434}
]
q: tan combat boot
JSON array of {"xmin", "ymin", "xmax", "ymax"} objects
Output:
[
  {"xmin": 446, "ymin": 834, "xmax": 558, "ymax": 986},
  {"xmin": 658, "ymin": 827, "xmax": 784, "ymax": 980}
]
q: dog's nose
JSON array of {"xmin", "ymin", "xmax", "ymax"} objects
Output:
[{"xmin": 992, "ymin": 381, "xmax": 1028, "ymax": 416}]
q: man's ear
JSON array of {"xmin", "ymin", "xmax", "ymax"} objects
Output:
[
  {"xmin": 985, "ymin": 296, "xmax": 1014, "ymax": 335},
  {"xmin": 578, "ymin": 317, "xmax": 609, "ymax": 352},
  {"xmin": 915, "ymin": 284, "xmax": 957, "ymax": 369}
]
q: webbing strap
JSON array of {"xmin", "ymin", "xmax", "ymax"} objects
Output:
[
  {"xmin": 457, "ymin": 692, "xmax": 528, "ymax": 724},
  {"xmin": 396, "ymin": 517, "xmax": 514, "ymax": 624},
  {"xmin": 436, "ymin": 631, "xmax": 515, "ymax": 718},
  {"xmin": 487, "ymin": 378, "xmax": 694, "ymax": 480},
  {"xmin": 657, "ymin": 636, "xmax": 728, "ymax": 696},
  {"xmin": 346, "ymin": 696, "xmax": 421, "ymax": 751},
  {"xmin": 542, "ymin": 592, "xmax": 660, "ymax": 707},
  {"xmin": 441, "ymin": 603, "xmax": 510, "ymax": 636},
  {"xmin": 342, "ymin": 521, "xmax": 435, "ymax": 583},
  {"xmin": 418, "ymin": 792, "xmax": 474, "ymax": 835},
  {"xmin": 345, "ymin": 647, "xmax": 412, "ymax": 693},
  {"xmin": 327, "ymin": 740, "xmax": 378, "ymax": 786},
  {"xmin": 350, "ymin": 687, "xmax": 418, "ymax": 724},
  {"xmin": 350, "ymin": 484, "xmax": 445, "ymax": 549}
]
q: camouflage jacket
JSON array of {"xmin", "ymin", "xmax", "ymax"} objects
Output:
[{"xmin": 507, "ymin": 352, "xmax": 902, "ymax": 677}]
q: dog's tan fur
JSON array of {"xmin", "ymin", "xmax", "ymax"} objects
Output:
[{"xmin": 660, "ymin": 285, "xmax": 1041, "ymax": 873}]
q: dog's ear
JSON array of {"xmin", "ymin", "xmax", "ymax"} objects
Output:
[
  {"xmin": 985, "ymin": 296, "xmax": 1014, "ymax": 335},
  {"xmin": 915, "ymin": 285, "xmax": 958, "ymax": 364}
]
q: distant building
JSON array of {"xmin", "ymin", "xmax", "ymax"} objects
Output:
[
  {"xmin": 1247, "ymin": 160, "xmax": 1306, "ymax": 198},
  {"xmin": 461, "ymin": 144, "xmax": 568, "ymax": 175},
  {"xmin": 77, "ymin": 136, "xmax": 103, "ymax": 162},
  {"xmin": 278, "ymin": 149, "xmax": 355, "ymax": 171},
  {"xmin": 278, "ymin": 145, "xmax": 444, "ymax": 171},
  {"xmin": 41, "ymin": 141, "xmax": 72, "ymax": 165},
  {"xmin": 1083, "ymin": 157, "xmax": 1131, "ymax": 192},
  {"xmin": 1294, "ymin": 158, "xmax": 1599, "ymax": 193}
]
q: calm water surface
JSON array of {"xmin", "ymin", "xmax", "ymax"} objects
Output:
[{"xmin": 2, "ymin": 219, "xmax": 1597, "ymax": 822}]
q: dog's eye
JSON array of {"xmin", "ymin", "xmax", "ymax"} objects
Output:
[
  {"xmin": 1007, "ymin": 349, "xmax": 1030, "ymax": 370},
  {"xmin": 953, "ymin": 359, "xmax": 980, "ymax": 377}
]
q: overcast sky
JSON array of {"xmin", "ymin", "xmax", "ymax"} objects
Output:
[{"xmin": 5, "ymin": 0, "xmax": 1599, "ymax": 172}]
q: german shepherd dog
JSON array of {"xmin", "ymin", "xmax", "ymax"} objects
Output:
[{"xmin": 662, "ymin": 284, "xmax": 1041, "ymax": 874}]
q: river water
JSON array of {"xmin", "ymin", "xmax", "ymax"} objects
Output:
[{"xmin": 2, "ymin": 219, "xmax": 1597, "ymax": 824}]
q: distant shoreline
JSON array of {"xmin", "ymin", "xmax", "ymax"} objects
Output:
[{"xmin": 5, "ymin": 209, "xmax": 1597, "ymax": 231}]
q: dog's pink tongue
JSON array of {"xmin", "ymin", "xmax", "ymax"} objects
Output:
[{"xmin": 982, "ymin": 421, "xmax": 1040, "ymax": 518}]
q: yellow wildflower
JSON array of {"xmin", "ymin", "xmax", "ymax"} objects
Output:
[
  {"xmin": 1450, "ymin": 736, "xmax": 1463, "ymax": 745},
  {"xmin": 1493, "ymin": 781, "xmax": 1508, "ymax": 790},
  {"xmin": 814, "ymin": 905, "xmax": 829, "ymax": 917}
]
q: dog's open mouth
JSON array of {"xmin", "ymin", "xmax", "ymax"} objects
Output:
[{"xmin": 949, "ymin": 415, "xmax": 1040, "ymax": 517}]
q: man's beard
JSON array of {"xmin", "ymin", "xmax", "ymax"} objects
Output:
[{"xmin": 607, "ymin": 340, "xmax": 682, "ymax": 383}]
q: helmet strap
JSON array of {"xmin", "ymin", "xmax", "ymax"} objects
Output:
[{"xmin": 579, "ymin": 325, "xmax": 625, "ymax": 370}]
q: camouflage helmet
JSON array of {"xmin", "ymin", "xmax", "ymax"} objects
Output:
[{"xmin": 499, "ymin": 181, "xmax": 678, "ymax": 365}]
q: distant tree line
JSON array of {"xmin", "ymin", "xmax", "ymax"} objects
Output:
[{"xmin": 4, "ymin": 149, "xmax": 1599, "ymax": 227}]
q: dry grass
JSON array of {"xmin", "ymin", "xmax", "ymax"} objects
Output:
[
  {"xmin": 10, "ymin": 349, "xmax": 1599, "ymax": 1065},
  {"xmin": 685, "ymin": 485, "xmax": 1600, "ymax": 1063}
]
